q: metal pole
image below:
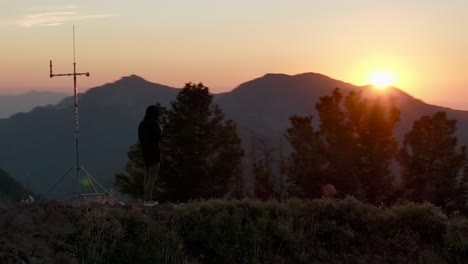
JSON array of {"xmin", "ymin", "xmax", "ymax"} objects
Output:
[
  {"xmin": 50, "ymin": 26, "xmax": 89, "ymax": 187},
  {"xmin": 47, "ymin": 26, "xmax": 123, "ymax": 205},
  {"xmin": 48, "ymin": 25, "xmax": 91, "ymax": 200},
  {"xmin": 73, "ymin": 25, "xmax": 80, "ymax": 194}
]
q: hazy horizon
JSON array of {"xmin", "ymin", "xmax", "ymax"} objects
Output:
[{"xmin": 0, "ymin": 72, "xmax": 468, "ymax": 111}]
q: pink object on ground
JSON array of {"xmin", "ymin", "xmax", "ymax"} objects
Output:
[{"xmin": 322, "ymin": 184, "xmax": 337, "ymax": 197}]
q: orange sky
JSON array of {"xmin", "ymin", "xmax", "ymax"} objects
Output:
[{"xmin": 1, "ymin": 1, "xmax": 467, "ymax": 109}]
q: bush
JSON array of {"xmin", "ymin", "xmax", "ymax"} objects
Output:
[
  {"xmin": 72, "ymin": 208, "xmax": 184, "ymax": 264},
  {"xmin": 70, "ymin": 198, "xmax": 468, "ymax": 264},
  {"xmin": 176, "ymin": 199, "xmax": 282, "ymax": 263},
  {"xmin": 388, "ymin": 202, "xmax": 448, "ymax": 243}
]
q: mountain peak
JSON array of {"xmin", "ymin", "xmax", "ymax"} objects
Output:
[
  {"xmin": 117, "ymin": 74, "xmax": 148, "ymax": 84},
  {"xmin": 76, "ymin": 74, "xmax": 180, "ymax": 108},
  {"xmin": 261, "ymin": 72, "xmax": 333, "ymax": 80}
]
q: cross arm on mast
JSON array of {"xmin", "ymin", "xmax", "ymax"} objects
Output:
[{"xmin": 49, "ymin": 60, "xmax": 90, "ymax": 78}]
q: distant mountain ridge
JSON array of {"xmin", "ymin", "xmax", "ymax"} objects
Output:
[
  {"xmin": 0, "ymin": 91, "xmax": 67, "ymax": 118},
  {"xmin": 1, "ymin": 73, "xmax": 468, "ymax": 198}
]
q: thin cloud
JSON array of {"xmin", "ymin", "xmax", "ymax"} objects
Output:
[
  {"xmin": 14, "ymin": 8, "xmax": 117, "ymax": 28},
  {"xmin": 60, "ymin": 5, "xmax": 81, "ymax": 10},
  {"xmin": 40, "ymin": 23, "xmax": 66, "ymax": 27}
]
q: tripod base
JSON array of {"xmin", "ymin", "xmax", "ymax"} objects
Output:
[{"xmin": 41, "ymin": 165, "xmax": 125, "ymax": 206}]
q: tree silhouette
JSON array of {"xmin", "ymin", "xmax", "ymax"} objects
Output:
[
  {"xmin": 115, "ymin": 83, "xmax": 244, "ymax": 201},
  {"xmin": 316, "ymin": 88, "xmax": 361, "ymax": 197},
  {"xmin": 400, "ymin": 111, "xmax": 467, "ymax": 207},
  {"xmin": 285, "ymin": 89, "xmax": 400, "ymax": 203},
  {"xmin": 345, "ymin": 91, "xmax": 400, "ymax": 203},
  {"xmin": 250, "ymin": 134, "xmax": 276, "ymax": 200},
  {"xmin": 114, "ymin": 143, "xmax": 145, "ymax": 199},
  {"xmin": 284, "ymin": 115, "xmax": 324, "ymax": 198}
]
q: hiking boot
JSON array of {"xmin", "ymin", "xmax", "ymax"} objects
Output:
[{"xmin": 143, "ymin": 200, "xmax": 159, "ymax": 207}]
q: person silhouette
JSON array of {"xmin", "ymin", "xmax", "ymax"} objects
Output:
[{"xmin": 138, "ymin": 105, "xmax": 161, "ymax": 206}]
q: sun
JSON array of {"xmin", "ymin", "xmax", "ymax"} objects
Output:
[{"xmin": 368, "ymin": 70, "xmax": 395, "ymax": 89}]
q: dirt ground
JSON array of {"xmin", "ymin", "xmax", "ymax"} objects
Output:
[{"xmin": 0, "ymin": 201, "xmax": 79, "ymax": 263}]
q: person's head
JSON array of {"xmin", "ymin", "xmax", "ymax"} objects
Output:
[{"xmin": 144, "ymin": 105, "xmax": 159, "ymax": 120}]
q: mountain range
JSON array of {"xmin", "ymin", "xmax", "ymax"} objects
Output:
[
  {"xmin": 0, "ymin": 91, "xmax": 67, "ymax": 119},
  {"xmin": 1, "ymin": 73, "xmax": 467, "ymax": 198}
]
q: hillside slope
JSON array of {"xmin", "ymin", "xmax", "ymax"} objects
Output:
[{"xmin": 1, "ymin": 73, "xmax": 468, "ymax": 197}]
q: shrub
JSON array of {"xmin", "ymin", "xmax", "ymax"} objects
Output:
[
  {"xmin": 70, "ymin": 198, "xmax": 468, "ymax": 264},
  {"xmin": 388, "ymin": 202, "xmax": 448, "ymax": 243},
  {"xmin": 73, "ymin": 208, "xmax": 184, "ymax": 264}
]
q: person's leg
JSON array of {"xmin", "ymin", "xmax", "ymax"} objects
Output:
[
  {"xmin": 143, "ymin": 165, "xmax": 150, "ymax": 201},
  {"xmin": 146, "ymin": 162, "xmax": 160, "ymax": 200}
]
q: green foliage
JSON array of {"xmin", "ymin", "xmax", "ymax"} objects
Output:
[
  {"xmin": 160, "ymin": 83, "xmax": 244, "ymax": 201},
  {"xmin": 344, "ymin": 90, "xmax": 400, "ymax": 203},
  {"xmin": 177, "ymin": 201, "xmax": 279, "ymax": 264},
  {"xmin": 174, "ymin": 198, "xmax": 465, "ymax": 263},
  {"xmin": 388, "ymin": 202, "xmax": 448, "ymax": 243},
  {"xmin": 73, "ymin": 208, "xmax": 184, "ymax": 264},
  {"xmin": 73, "ymin": 212, "xmax": 121, "ymax": 263},
  {"xmin": 0, "ymin": 168, "xmax": 28, "ymax": 202},
  {"xmin": 69, "ymin": 198, "xmax": 468, "ymax": 264},
  {"xmin": 445, "ymin": 215, "xmax": 468, "ymax": 263},
  {"xmin": 283, "ymin": 115, "xmax": 324, "ymax": 198},
  {"xmin": 401, "ymin": 111, "xmax": 467, "ymax": 207},
  {"xmin": 115, "ymin": 83, "xmax": 244, "ymax": 202},
  {"xmin": 114, "ymin": 143, "xmax": 145, "ymax": 199},
  {"xmin": 246, "ymin": 132, "xmax": 287, "ymax": 201},
  {"xmin": 250, "ymin": 136, "xmax": 278, "ymax": 200},
  {"xmin": 316, "ymin": 88, "xmax": 361, "ymax": 197},
  {"xmin": 285, "ymin": 88, "xmax": 400, "ymax": 203}
]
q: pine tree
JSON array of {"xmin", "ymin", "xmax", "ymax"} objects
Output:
[
  {"xmin": 283, "ymin": 115, "xmax": 324, "ymax": 198},
  {"xmin": 285, "ymin": 89, "xmax": 400, "ymax": 203},
  {"xmin": 345, "ymin": 91, "xmax": 400, "ymax": 203},
  {"xmin": 400, "ymin": 111, "xmax": 467, "ymax": 207},
  {"xmin": 250, "ymin": 135, "xmax": 276, "ymax": 200},
  {"xmin": 316, "ymin": 88, "xmax": 361, "ymax": 197},
  {"xmin": 115, "ymin": 83, "xmax": 244, "ymax": 201},
  {"xmin": 114, "ymin": 143, "xmax": 145, "ymax": 199}
]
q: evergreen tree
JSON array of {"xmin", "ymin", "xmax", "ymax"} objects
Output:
[
  {"xmin": 345, "ymin": 91, "xmax": 400, "ymax": 203},
  {"xmin": 285, "ymin": 89, "xmax": 400, "ymax": 203},
  {"xmin": 114, "ymin": 143, "xmax": 145, "ymax": 199},
  {"xmin": 400, "ymin": 111, "xmax": 467, "ymax": 207},
  {"xmin": 284, "ymin": 115, "xmax": 324, "ymax": 198},
  {"xmin": 250, "ymin": 135, "xmax": 276, "ymax": 200},
  {"xmin": 115, "ymin": 83, "xmax": 244, "ymax": 201},
  {"xmin": 316, "ymin": 88, "xmax": 361, "ymax": 197},
  {"xmin": 162, "ymin": 83, "xmax": 244, "ymax": 201}
]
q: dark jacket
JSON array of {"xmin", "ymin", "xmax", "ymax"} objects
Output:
[{"xmin": 138, "ymin": 106, "xmax": 161, "ymax": 166}]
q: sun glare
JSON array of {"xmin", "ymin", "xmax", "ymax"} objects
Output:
[{"xmin": 369, "ymin": 70, "xmax": 395, "ymax": 89}]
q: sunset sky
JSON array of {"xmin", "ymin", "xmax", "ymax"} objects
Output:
[{"xmin": 1, "ymin": 1, "xmax": 467, "ymax": 109}]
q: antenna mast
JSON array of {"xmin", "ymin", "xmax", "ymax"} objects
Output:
[
  {"xmin": 50, "ymin": 25, "xmax": 90, "ymax": 191},
  {"xmin": 46, "ymin": 25, "xmax": 123, "ymax": 205}
]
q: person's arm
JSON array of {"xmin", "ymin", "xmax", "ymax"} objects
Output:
[
  {"xmin": 155, "ymin": 122, "xmax": 161, "ymax": 147},
  {"xmin": 138, "ymin": 122, "xmax": 144, "ymax": 144}
]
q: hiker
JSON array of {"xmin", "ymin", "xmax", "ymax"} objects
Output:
[{"xmin": 138, "ymin": 105, "xmax": 161, "ymax": 206}]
